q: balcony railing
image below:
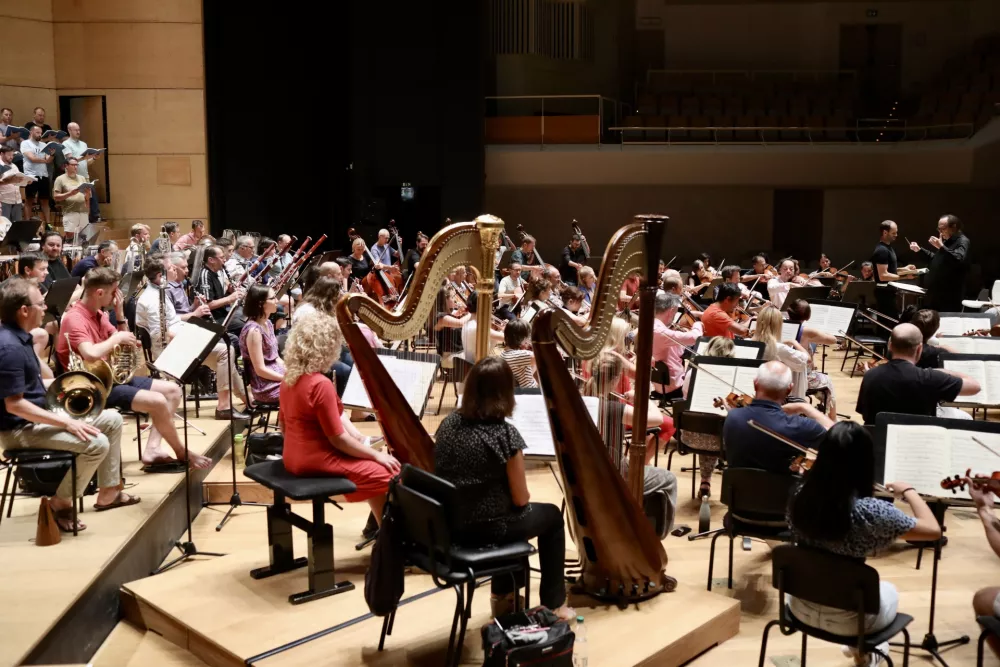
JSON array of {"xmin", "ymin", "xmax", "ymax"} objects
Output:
[
  {"xmin": 485, "ymin": 94, "xmax": 626, "ymax": 145},
  {"xmin": 605, "ymin": 123, "xmax": 976, "ymax": 146}
]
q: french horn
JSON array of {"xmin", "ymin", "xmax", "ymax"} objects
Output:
[{"xmin": 45, "ymin": 335, "xmax": 112, "ymax": 422}]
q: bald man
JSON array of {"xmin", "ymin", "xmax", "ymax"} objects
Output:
[
  {"xmin": 856, "ymin": 323, "xmax": 981, "ymax": 425},
  {"xmin": 370, "ymin": 228, "xmax": 398, "ymax": 270}
]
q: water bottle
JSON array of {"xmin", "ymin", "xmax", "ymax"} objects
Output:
[
  {"xmin": 573, "ymin": 616, "xmax": 587, "ymax": 667},
  {"xmin": 234, "ymin": 433, "xmax": 245, "ymax": 465}
]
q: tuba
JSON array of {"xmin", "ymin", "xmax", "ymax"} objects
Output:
[
  {"xmin": 531, "ymin": 214, "xmax": 673, "ymax": 604},
  {"xmin": 335, "ymin": 216, "xmax": 504, "ymax": 471},
  {"xmin": 45, "ymin": 334, "xmax": 113, "ymax": 422}
]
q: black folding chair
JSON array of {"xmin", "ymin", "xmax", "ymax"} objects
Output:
[
  {"xmin": 670, "ymin": 398, "xmax": 726, "ymax": 499},
  {"xmin": 707, "ymin": 468, "xmax": 795, "ymax": 590},
  {"xmin": 760, "ymin": 544, "xmax": 913, "ymax": 667},
  {"xmin": 380, "ymin": 465, "xmax": 535, "ymax": 667}
]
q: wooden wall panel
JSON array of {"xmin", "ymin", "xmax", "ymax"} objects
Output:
[
  {"xmin": 0, "ymin": 1, "xmax": 53, "ymax": 22},
  {"xmin": 0, "ymin": 86, "xmax": 58, "ymax": 127},
  {"xmin": 103, "ymin": 154, "xmax": 208, "ymax": 221},
  {"xmin": 53, "ymin": 23, "xmax": 203, "ymax": 89},
  {"xmin": 52, "ymin": 0, "xmax": 201, "ymax": 23},
  {"xmin": 0, "ymin": 18, "xmax": 56, "ymax": 88}
]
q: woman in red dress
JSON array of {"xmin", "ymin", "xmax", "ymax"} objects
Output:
[{"xmin": 279, "ymin": 312, "xmax": 400, "ymax": 523}]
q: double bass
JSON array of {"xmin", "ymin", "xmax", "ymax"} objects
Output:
[{"xmin": 348, "ymin": 228, "xmax": 405, "ymax": 306}]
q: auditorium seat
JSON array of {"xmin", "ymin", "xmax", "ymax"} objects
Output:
[
  {"xmin": 804, "ymin": 115, "xmax": 825, "ymax": 141},
  {"xmin": 713, "ymin": 115, "xmax": 735, "ymax": 142},
  {"xmin": 680, "ymin": 96, "xmax": 700, "ymax": 116},
  {"xmin": 643, "ymin": 115, "xmax": 665, "ymax": 141},
  {"xmin": 745, "ymin": 95, "xmax": 766, "ymax": 117},
  {"xmin": 929, "ymin": 111, "xmax": 954, "ymax": 138},
  {"xmin": 667, "ymin": 115, "xmax": 688, "ymax": 141},
  {"xmin": 780, "ymin": 116, "xmax": 804, "ymax": 141},
  {"xmin": 759, "ymin": 115, "xmax": 780, "ymax": 143},
  {"xmin": 636, "ymin": 93, "xmax": 658, "ymax": 115},
  {"xmin": 659, "ymin": 94, "xmax": 679, "ymax": 116},
  {"xmin": 702, "ymin": 96, "xmax": 722, "ymax": 117},
  {"xmin": 621, "ymin": 115, "xmax": 644, "ymax": 142},
  {"xmin": 723, "ymin": 96, "xmax": 743, "ymax": 116},
  {"xmin": 689, "ymin": 115, "xmax": 713, "ymax": 142},
  {"xmin": 734, "ymin": 115, "xmax": 757, "ymax": 142},
  {"xmin": 825, "ymin": 114, "xmax": 848, "ymax": 141},
  {"xmin": 954, "ymin": 110, "xmax": 977, "ymax": 137}
]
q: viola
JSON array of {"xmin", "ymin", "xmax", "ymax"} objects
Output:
[
  {"xmin": 941, "ymin": 469, "xmax": 1000, "ymax": 495},
  {"xmin": 712, "ymin": 391, "xmax": 753, "ymax": 411}
]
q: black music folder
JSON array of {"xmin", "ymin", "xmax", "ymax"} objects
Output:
[
  {"xmin": 3, "ymin": 220, "xmax": 40, "ymax": 251},
  {"xmin": 44, "ymin": 277, "xmax": 80, "ymax": 317}
]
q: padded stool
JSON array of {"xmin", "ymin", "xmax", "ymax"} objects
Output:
[{"xmin": 244, "ymin": 459, "xmax": 358, "ymax": 604}]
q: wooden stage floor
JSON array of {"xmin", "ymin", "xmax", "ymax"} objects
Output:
[
  {"xmin": 68, "ymin": 347, "xmax": 1000, "ymax": 665},
  {"xmin": 0, "ymin": 409, "xmax": 232, "ymax": 667}
]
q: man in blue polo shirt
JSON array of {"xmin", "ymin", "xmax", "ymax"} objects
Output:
[
  {"xmin": 723, "ymin": 360, "xmax": 833, "ymax": 474},
  {"xmin": 0, "ymin": 278, "xmax": 131, "ymax": 533}
]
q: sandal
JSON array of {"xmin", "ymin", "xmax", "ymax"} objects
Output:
[
  {"xmin": 94, "ymin": 491, "xmax": 141, "ymax": 511},
  {"xmin": 54, "ymin": 507, "xmax": 86, "ymax": 533}
]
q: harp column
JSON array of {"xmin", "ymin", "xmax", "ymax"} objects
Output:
[
  {"xmin": 627, "ymin": 214, "xmax": 668, "ymax": 503},
  {"xmin": 474, "ymin": 214, "xmax": 505, "ymax": 362}
]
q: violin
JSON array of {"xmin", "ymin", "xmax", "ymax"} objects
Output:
[
  {"xmin": 964, "ymin": 326, "xmax": 1000, "ymax": 337},
  {"xmin": 712, "ymin": 391, "xmax": 754, "ymax": 411},
  {"xmin": 941, "ymin": 469, "xmax": 1000, "ymax": 495}
]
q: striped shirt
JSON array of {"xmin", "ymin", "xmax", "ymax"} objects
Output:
[{"xmin": 501, "ymin": 349, "xmax": 537, "ymax": 388}]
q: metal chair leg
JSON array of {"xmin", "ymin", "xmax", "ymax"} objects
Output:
[
  {"xmin": 728, "ymin": 533, "xmax": 735, "ymax": 589},
  {"xmin": 707, "ymin": 529, "xmax": 723, "ymax": 590},
  {"xmin": 977, "ymin": 627, "xmax": 987, "ymax": 667},
  {"xmin": 758, "ymin": 619, "xmax": 780, "ymax": 667},
  {"xmin": 444, "ymin": 584, "xmax": 465, "ymax": 667},
  {"xmin": 0, "ymin": 463, "xmax": 13, "ymax": 526},
  {"xmin": 800, "ymin": 632, "xmax": 807, "ymax": 667},
  {"xmin": 7, "ymin": 467, "xmax": 18, "ymax": 518}
]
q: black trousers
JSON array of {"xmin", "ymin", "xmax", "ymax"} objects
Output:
[{"xmin": 485, "ymin": 502, "xmax": 566, "ymax": 609}]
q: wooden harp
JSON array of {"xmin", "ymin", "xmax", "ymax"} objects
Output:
[
  {"xmin": 531, "ymin": 214, "xmax": 673, "ymax": 602},
  {"xmin": 334, "ymin": 216, "xmax": 505, "ymax": 470}
]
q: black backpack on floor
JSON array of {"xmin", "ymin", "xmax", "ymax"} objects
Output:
[{"xmin": 482, "ymin": 607, "xmax": 575, "ymax": 667}]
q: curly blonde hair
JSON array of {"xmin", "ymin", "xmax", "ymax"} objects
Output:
[{"xmin": 283, "ymin": 313, "xmax": 344, "ymax": 386}]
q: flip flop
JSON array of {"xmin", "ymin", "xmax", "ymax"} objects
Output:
[
  {"xmin": 94, "ymin": 491, "xmax": 141, "ymax": 512},
  {"xmin": 141, "ymin": 459, "xmax": 187, "ymax": 474},
  {"xmin": 54, "ymin": 507, "xmax": 87, "ymax": 532}
]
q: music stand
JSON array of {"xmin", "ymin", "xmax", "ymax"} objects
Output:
[
  {"xmin": 779, "ymin": 286, "xmax": 829, "ymax": 310},
  {"xmin": 151, "ymin": 317, "xmax": 227, "ymax": 574},
  {"xmin": 842, "ymin": 281, "xmax": 877, "ymax": 310},
  {"xmin": 44, "ymin": 277, "xmax": 80, "ymax": 319},
  {"xmin": 3, "ymin": 219, "xmax": 40, "ymax": 253},
  {"xmin": 872, "ymin": 412, "xmax": 1000, "ymax": 665}
]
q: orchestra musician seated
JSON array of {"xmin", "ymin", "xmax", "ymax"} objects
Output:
[
  {"xmin": 136, "ymin": 257, "xmax": 248, "ymax": 420},
  {"xmin": 70, "ymin": 240, "xmax": 117, "ymax": 279},
  {"xmin": 753, "ymin": 307, "xmax": 811, "ymax": 401},
  {"xmin": 500, "ymin": 319, "xmax": 537, "ymax": 389},
  {"xmin": 661, "ymin": 274, "xmax": 703, "ymax": 321},
  {"xmin": 287, "ymin": 276, "xmax": 352, "ymax": 395},
  {"xmin": 767, "ymin": 259, "xmax": 797, "ymax": 309},
  {"xmin": 56, "ymin": 268, "xmax": 211, "ymax": 470},
  {"xmin": 510, "ymin": 234, "xmax": 544, "ymax": 281},
  {"xmin": 496, "ymin": 261, "xmax": 524, "ymax": 321},
  {"xmin": 583, "ymin": 318, "xmax": 636, "ymax": 398},
  {"xmin": 652, "ymin": 292, "xmax": 702, "ymax": 402},
  {"xmin": 17, "ymin": 253, "xmax": 56, "ymax": 376},
  {"xmin": 787, "ymin": 422, "xmax": 940, "ymax": 667},
  {"xmin": 459, "ymin": 291, "xmax": 503, "ymax": 364},
  {"xmin": 577, "ymin": 266, "xmax": 596, "ymax": 308},
  {"xmin": 583, "ymin": 351, "xmax": 677, "ymax": 527},
  {"xmin": 433, "ymin": 286, "xmax": 468, "ymax": 358},
  {"xmin": 524, "ymin": 276, "xmax": 553, "ymax": 311},
  {"xmin": 856, "ymin": 323, "xmax": 980, "ymax": 425},
  {"xmin": 968, "ymin": 477, "xmax": 1000, "ymax": 660},
  {"xmin": 239, "ymin": 285, "xmax": 285, "ymax": 404},
  {"xmin": 723, "ymin": 360, "xmax": 832, "ymax": 475},
  {"xmin": 859, "ymin": 261, "xmax": 875, "ymax": 281},
  {"xmin": 195, "ymin": 245, "xmax": 244, "ymax": 335},
  {"xmin": 559, "ymin": 285, "xmax": 588, "ymax": 325},
  {"xmin": 0, "ymin": 278, "xmax": 132, "ymax": 532},
  {"xmin": 679, "ymin": 336, "xmax": 734, "ymax": 498},
  {"xmin": 785, "ymin": 299, "xmax": 838, "ymax": 419},
  {"xmin": 544, "ymin": 266, "xmax": 564, "ymax": 307},
  {"xmin": 278, "ymin": 313, "xmax": 399, "ymax": 526},
  {"xmin": 433, "ymin": 356, "xmax": 575, "ymax": 621},
  {"xmin": 701, "ymin": 283, "xmax": 751, "ymax": 339}
]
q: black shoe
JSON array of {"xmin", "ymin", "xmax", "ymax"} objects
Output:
[
  {"xmin": 215, "ymin": 407, "xmax": 250, "ymax": 420},
  {"xmin": 361, "ymin": 512, "xmax": 379, "ymax": 540}
]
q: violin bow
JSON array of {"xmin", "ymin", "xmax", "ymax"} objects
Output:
[
  {"xmin": 837, "ymin": 330, "xmax": 888, "ymax": 362},
  {"xmin": 972, "ymin": 436, "xmax": 1000, "ymax": 460}
]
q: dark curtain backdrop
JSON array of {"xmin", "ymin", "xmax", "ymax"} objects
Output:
[{"xmin": 203, "ymin": 0, "xmax": 488, "ymax": 255}]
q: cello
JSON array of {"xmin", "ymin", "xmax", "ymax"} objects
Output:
[{"xmin": 348, "ymin": 228, "xmax": 404, "ymax": 306}]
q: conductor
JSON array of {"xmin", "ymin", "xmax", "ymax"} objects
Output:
[{"xmin": 908, "ymin": 214, "xmax": 970, "ymax": 313}]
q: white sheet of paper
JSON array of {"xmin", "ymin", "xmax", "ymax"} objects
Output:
[
  {"xmin": 695, "ymin": 340, "xmax": 759, "ymax": 360},
  {"xmin": 943, "ymin": 359, "xmax": 988, "ymax": 404},
  {"xmin": 985, "ymin": 362, "xmax": 1000, "ymax": 408},
  {"xmin": 153, "ymin": 323, "xmax": 219, "ymax": 380},
  {"xmin": 888, "ymin": 281, "xmax": 927, "ymax": 294},
  {"xmin": 507, "ymin": 394, "xmax": 600, "ymax": 458},
  {"xmin": 809, "ymin": 303, "xmax": 855, "ymax": 337},
  {"xmin": 341, "ymin": 354, "xmax": 439, "ymax": 416},
  {"xmin": 781, "ymin": 322, "xmax": 801, "ymax": 341},
  {"xmin": 733, "ymin": 365, "xmax": 759, "ymax": 396},
  {"xmin": 939, "ymin": 316, "xmax": 991, "ymax": 337},
  {"xmin": 973, "ymin": 338, "xmax": 1000, "ymax": 355},
  {"xmin": 688, "ymin": 364, "xmax": 736, "ymax": 415},
  {"xmin": 883, "ymin": 424, "xmax": 951, "ymax": 495},
  {"xmin": 938, "ymin": 336, "xmax": 977, "ymax": 354}
]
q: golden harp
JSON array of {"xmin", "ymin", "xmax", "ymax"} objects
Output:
[
  {"xmin": 334, "ymin": 216, "xmax": 504, "ymax": 471},
  {"xmin": 531, "ymin": 214, "xmax": 673, "ymax": 602}
]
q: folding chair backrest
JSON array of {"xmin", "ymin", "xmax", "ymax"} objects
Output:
[
  {"xmin": 395, "ymin": 476, "xmax": 452, "ymax": 565},
  {"xmin": 721, "ymin": 468, "xmax": 797, "ymax": 517},
  {"xmin": 673, "ymin": 397, "xmax": 725, "ymax": 439},
  {"xmin": 453, "ymin": 356, "xmax": 473, "ymax": 384},
  {"xmin": 771, "ymin": 544, "xmax": 880, "ymax": 615},
  {"xmin": 136, "ymin": 326, "xmax": 154, "ymax": 363},
  {"xmin": 651, "ymin": 360, "xmax": 670, "ymax": 388}
]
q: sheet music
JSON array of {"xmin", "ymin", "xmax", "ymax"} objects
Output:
[
  {"xmin": 153, "ymin": 324, "xmax": 219, "ymax": 380},
  {"xmin": 695, "ymin": 340, "xmax": 759, "ymax": 359},
  {"xmin": 888, "ymin": 281, "xmax": 926, "ymax": 294},
  {"xmin": 781, "ymin": 322, "xmax": 801, "ymax": 341},
  {"xmin": 985, "ymin": 362, "xmax": 1000, "ymax": 408},
  {"xmin": 688, "ymin": 364, "xmax": 737, "ymax": 415},
  {"xmin": 341, "ymin": 355, "xmax": 439, "ymax": 416},
  {"xmin": 939, "ymin": 316, "xmax": 991, "ymax": 337},
  {"xmin": 809, "ymin": 303, "xmax": 855, "ymax": 337},
  {"xmin": 733, "ymin": 366, "xmax": 758, "ymax": 396},
  {"xmin": 507, "ymin": 394, "xmax": 600, "ymax": 458},
  {"xmin": 942, "ymin": 359, "xmax": 988, "ymax": 404},
  {"xmin": 938, "ymin": 336, "xmax": 976, "ymax": 354},
  {"xmin": 883, "ymin": 425, "xmax": 951, "ymax": 495},
  {"xmin": 947, "ymin": 430, "xmax": 1000, "ymax": 501}
]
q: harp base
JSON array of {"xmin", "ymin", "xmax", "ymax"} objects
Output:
[{"xmin": 572, "ymin": 569, "xmax": 678, "ymax": 607}]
